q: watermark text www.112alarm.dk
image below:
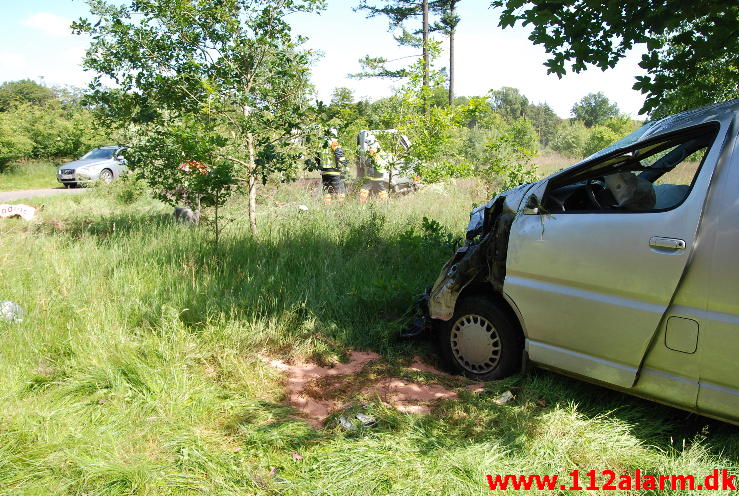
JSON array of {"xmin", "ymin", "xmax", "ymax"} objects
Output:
[{"xmin": 486, "ymin": 469, "xmax": 737, "ymax": 491}]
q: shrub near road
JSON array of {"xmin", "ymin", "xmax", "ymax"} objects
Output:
[{"xmin": 1, "ymin": 183, "xmax": 739, "ymax": 495}]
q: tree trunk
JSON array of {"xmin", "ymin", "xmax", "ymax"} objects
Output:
[
  {"xmin": 448, "ymin": 0, "xmax": 457, "ymax": 107},
  {"xmin": 422, "ymin": 0, "xmax": 430, "ymax": 115},
  {"xmin": 246, "ymin": 132, "xmax": 258, "ymax": 236},
  {"xmin": 449, "ymin": 27, "xmax": 455, "ymax": 107}
]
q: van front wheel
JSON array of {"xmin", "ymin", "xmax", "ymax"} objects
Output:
[{"xmin": 437, "ymin": 296, "xmax": 522, "ymax": 381}]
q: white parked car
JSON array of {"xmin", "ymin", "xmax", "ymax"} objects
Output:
[{"xmin": 57, "ymin": 146, "xmax": 127, "ymax": 187}]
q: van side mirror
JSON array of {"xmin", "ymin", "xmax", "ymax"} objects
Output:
[{"xmin": 524, "ymin": 194, "xmax": 540, "ymax": 214}]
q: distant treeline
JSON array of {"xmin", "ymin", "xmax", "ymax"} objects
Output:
[{"xmin": 0, "ymin": 79, "xmax": 110, "ymax": 170}]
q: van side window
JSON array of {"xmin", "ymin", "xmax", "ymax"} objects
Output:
[{"xmin": 541, "ymin": 125, "xmax": 716, "ymax": 213}]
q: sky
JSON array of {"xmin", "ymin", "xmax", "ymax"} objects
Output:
[{"xmin": 0, "ymin": 0, "xmax": 648, "ymax": 118}]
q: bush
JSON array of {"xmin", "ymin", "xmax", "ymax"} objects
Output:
[
  {"xmin": 416, "ymin": 159, "xmax": 474, "ymax": 183},
  {"xmin": 550, "ymin": 121, "xmax": 590, "ymax": 158},
  {"xmin": 0, "ymin": 114, "xmax": 33, "ymax": 170},
  {"xmin": 479, "ymin": 133, "xmax": 538, "ymax": 192},
  {"xmin": 15, "ymin": 103, "xmax": 109, "ymax": 159},
  {"xmin": 507, "ymin": 117, "xmax": 540, "ymax": 152},
  {"xmin": 101, "ymin": 173, "xmax": 150, "ymax": 205},
  {"xmin": 583, "ymin": 125, "xmax": 621, "ymax": 157}
]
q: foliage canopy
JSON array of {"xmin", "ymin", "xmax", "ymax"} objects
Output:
[
  {"xmin": 491, "ymin": 0, "xmax": 739, "ymax": 115},
  {"xmin": 0, "ymin": 79, "xmax": 56, "ymax": 112}
]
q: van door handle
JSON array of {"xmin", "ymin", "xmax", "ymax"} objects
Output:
[{"xmin": 649, "ymin": 236, "xmax": 686, "ymax": 250}]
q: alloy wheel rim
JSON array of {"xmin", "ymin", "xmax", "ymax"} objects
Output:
[
  {"xmin": 450, "ymin": 313, "xmax": 501, "ymax": 374},
  {"xmin": 101, "ymin": 170, "xmax": 113, "ymax": 183}
]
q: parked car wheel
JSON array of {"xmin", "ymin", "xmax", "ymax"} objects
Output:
[
  {"xmin": 99, "ymin": 169, "xmax": 114, "ymax": 184},
  {"xmin": 437, "ymin": 296, "xmax": 522, "ymax": 380}
]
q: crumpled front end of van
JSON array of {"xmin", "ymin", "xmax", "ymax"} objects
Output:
[{"xmin": 427, "ymin": 184, "xmax": 531, "ymax": 321}]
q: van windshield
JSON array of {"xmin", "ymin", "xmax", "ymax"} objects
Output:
[{"xmin": 585, "ymin": 121, "xmax": 659, "ymax": 161}]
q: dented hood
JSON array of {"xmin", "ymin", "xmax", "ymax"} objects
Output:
[
  {"xmin": 428, "ymin": 181, "xmax": 539, "ymax": 321},
  {"xmin": 466, "ymin": 182, "xmax": 536, "ymax": 237}
]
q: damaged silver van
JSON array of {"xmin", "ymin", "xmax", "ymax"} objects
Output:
[{"xmin": 428, "ymin": 99, "xmax": 739, "ymax": 424}]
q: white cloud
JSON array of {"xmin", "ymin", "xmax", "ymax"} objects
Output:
[
  {"xmin": 21, "ymin": 12, "xmax": 72, "ymax": 38},
  {"xmin": 0, "ymin": 43, "xmax": 91, "ymax": 89},
  {"xmin": 0, "ymin": 51, "xmax": 32, "ymax": 81}
]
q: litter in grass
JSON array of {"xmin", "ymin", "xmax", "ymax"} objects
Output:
[
  {"xmin": 0, "ymin": 203, "xmax": 37, "ymax": 221},
  {"xmin": 494, "ymin": 390, "xmax": 514, "ymax": 405},
  {"xmin": 338, "ymin": 416, "xmax": 355, "ymax": 431},
  {"xmin": 355, "ymin": 412, "xmax": 376, "ymax": 426},
  {"xmin": 337, "ymin": 412, "xmax": 377, "ymax": 431},
  {"xmin": 172, "ymin": 207, "xmax": 200, "ymax": 224},
  {"xmin": 297, "ymin": 204, "xmax": 309, "ymax": 211},
  {"xmin": 0, "ymin": 301, "xmax": 24, "ymax": 323}
]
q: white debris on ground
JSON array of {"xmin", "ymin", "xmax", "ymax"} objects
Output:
[
  {"xmin": 297, "ymin": 204, "xmax": 309, "ymax": 212},
  {"xmin": 338, "ymin": 416, "xmax": 355, "ymax": 431},
  {"xmin": 0, "ymin": 301, "xmax": 24, "ymax": 323},
  {"xmin": 0, "ymin": 204, "xmax": 38, "ymax": 221},
  {"xmin": 493, "ymin": 390, "xmax": 514, "ymax": 405},
  {"xmin": 355, "ymin": 413, "xmax": 376, "ymax": 426}
]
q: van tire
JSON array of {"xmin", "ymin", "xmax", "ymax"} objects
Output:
[{"xmin": 437, "ymin": 296, "xmax": 522, "ymax": 381}]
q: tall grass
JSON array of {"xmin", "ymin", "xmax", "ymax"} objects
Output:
[
  {"xmin": 533, "ymin": 149, "xmax": 577, "ymax": 178},
  {"xmin": 0, "ymin": 160, "xmax": 61, "ymax": 191},
  {"xmin": 1, "ymin": 181, "xmax": 738, "ymax": 495}
]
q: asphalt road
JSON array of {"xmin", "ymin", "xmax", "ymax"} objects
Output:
[{"xmin": 0, "ymin": 187, "xmax": 88, "ymax": 202}]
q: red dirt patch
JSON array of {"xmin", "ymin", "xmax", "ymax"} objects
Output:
[
  {"xmin": 408, "ymin": 355, "xmax": 452, "ymax": 376},
  {"xmin": 267, "ymin": 352, "xmax": 484, "ymax": 427},
  {"xmin": 371, "ymin": 378, "xmax": 458, "ymax": 414}
]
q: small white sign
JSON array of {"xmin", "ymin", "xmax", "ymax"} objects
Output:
[{"xmin": 0, "ymin": 204, "xmax": 38, "ymax": 221}]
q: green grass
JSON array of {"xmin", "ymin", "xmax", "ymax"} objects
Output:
[
  {"xmin": 0, "ymin": 160, "xmax": 61, "ymax": 191},
  {"xmin": 1, "ymin": 179, "xmax": 739, "ymax": 495}
]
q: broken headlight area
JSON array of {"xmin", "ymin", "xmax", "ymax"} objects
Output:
[
  {"xmin": 465, "ymin": 204, "xmax": 486, "ymax": 240},
  {"xmin": 426, "ymin": 191, "xmax": 521, "ymax": 322}
]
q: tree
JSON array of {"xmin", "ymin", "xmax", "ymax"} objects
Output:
[
  {"xmin": 432, "ymin": 0, "xmax": 461, "ymax": 106},
  {"xmin": 489, "ymin": 87, "xmax": 529, "ymax": 121},
  {"xmin": 571, "ymin": 92, "xmax": 619, "ymax": 128},
  {"xmin": 0, "ymin": 79, "xmax": 55, "ymax": 112},
  {"xmin": 490, "ymin": 0, "xmax": 738, "ymax": 115},
  {"xmin": 330, "ymin": 87, "xmax": 355, "ymax": 107},
  {"xmin": 422, "ymin": 0, "xmax": 430, "ymax": 113},
  {"xmin": 354, "ymin": 0, "xmax": 456, "ymax": 111},
  {"xmin": 526, "ymin": 102, "xmax": 560, "ymax": 147},
  {"xmin": 354, "ymin": 0, "xmax": 431, "ymax": 81},
  {"xmin": 74, "ymin": 0, "xmax": 323, "ymax": 235},
  {"xmin": 550, "ymin": 121, "xmax": 590, "ymax": 157}
]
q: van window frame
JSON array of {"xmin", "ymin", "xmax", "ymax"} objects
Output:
[{"xmin": 538, "ymin": 122, "xmax": 720, "ymax": 215}]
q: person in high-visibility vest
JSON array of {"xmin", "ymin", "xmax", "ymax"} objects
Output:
[
  {"xmin": 319, "ymin": 128, "xmax": 348, "ymax": 205},
  {"xmin": 359, "ymin": 137, "xmax": 391, "ymax": 204}
]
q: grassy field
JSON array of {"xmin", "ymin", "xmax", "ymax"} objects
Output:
[
  {"xmin": 0, "ymin": 161, "xmax": 61, "ymax": 192},
  {"xmin": 1, "ymin": 178, "xmax": 738, "ymax": 495},
  {"xmin": 533, "ymin": 149, "xmax": 578, "ymax": 178}
]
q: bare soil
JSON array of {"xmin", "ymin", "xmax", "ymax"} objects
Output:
[{"xmin": 268, "ymin": 351, "xmax": 484, "ymax": 427}]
